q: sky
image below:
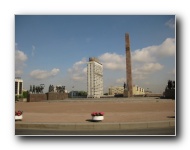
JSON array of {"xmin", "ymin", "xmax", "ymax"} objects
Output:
[{"xmin": 15, "ymin": 15, "xmax": 175, "ymax": 93}]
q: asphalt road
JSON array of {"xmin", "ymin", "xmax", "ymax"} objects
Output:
[{"xmin": 15, "ymin": 127, "xmax": 175, "ymax": 136}]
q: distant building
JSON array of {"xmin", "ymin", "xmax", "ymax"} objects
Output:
[
  {"xmin": 69, "ymin": 91, "xmax": 87, "ymax": 98},
  {"xmin": 15, "ymin": 77, "xmax": 23, "ymax": 96},
  {"xmin": 133, "ymin": 85, "xmax": 145, "ymax": 96},
  {"xmin": 87, "ymin": 57, "xmax": 103, "ymax": 98},
  {"xmin": 109, "ymin": 85, "xmax": 145, "ymax": 96},
  {"xmin": 69, "ymin": 91, "xmax": 79, "ymax": 98},
  {"xmin": 109, "ymin": 86, "xmax": 124, "ymax": 95}
]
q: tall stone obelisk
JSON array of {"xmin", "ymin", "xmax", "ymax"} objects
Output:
[{"xmin": 125, "ymin": 33, "xmax": 133, "ymax": 97}]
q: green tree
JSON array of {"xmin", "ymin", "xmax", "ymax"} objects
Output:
[
  {"xmin": 78, "ymin": 91, "xmax": 87, "ymax": 96},
  {"xmin": 23, "ymin": 91, "xmax": 28, "ymax": 98}
]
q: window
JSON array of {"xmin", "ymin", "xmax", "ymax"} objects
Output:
[
  {"xmin": 15, "ymin": 82, "xmax": 18, "ymax": 94},
  {"xmin": 19, "ymin": 82, "xmax": 22, "ymax": 94}
]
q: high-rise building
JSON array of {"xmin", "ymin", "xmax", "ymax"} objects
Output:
[
  {"xmin": 87, "ymin": 57, "xmax": 103, "ymax": 98},
  {"xmin": 15, "ymin": 77, "xmax": 23, "ymax": 96}
]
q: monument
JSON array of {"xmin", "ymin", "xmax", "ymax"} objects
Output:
[
  {"xmin": 27, "ymin": 84, "xmax": 68, "ymax": 102},
  {"xmin": 27, "ymin": 84, "xmax": 46, "ymax": 102},
  {"xmin": 47, "ymin": 85, "xmax": 67, "ymax": 100},
  {"xmin": 124, "ymin": 33, "xmax": 133, "ymax": 97}
]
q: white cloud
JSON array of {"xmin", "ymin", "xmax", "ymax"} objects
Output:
[
  {"xmin": 68, "ymin": 58, "xmax": 87, "ymax": 81},
  {"xmin": 30, "ymin": 68, "xmax": 60, "ymax": 80},
  {"xmin": 132, "ymin": 38, "xmax": 175, "ymax": 63},
  {"xmin": 15, "ymin": 50, "xmax": 28, "ymax": 63},
  {"xmin": 138, "ymin": 63, "xmax": 164, "ymax": 73},
  {"xmin": 132, "ymin": 63, "xmax": 164, "ymax": 80},
  {"xmin": 98, "ymin": 52, "xmax": 125, "ymax": 70},
  {"xmin": 165, "ymin": 18, "xmax": 175, "ymax": 29},
  {"xmin": 132, "ymin": 47, "xmax": 156, "ymax": 62},
  {"xmin": 131, "ymin": 38, "xmax": 175, "ymax": 81},
  {"xmin": 157, "ymin": 38, "xmax": 175, "ymax": 57},
  {"xmin": 15, "ymin": 50, "xmax": 28, "ymax": 76}
]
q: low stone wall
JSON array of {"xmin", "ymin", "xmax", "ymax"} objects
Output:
[
  {"xmin": 27, "ymin": 92, "xmax": 68, "ymax": 102},
  {"xmin": 47, "ymin": 92, "xmax": 68, "ymax": 100},
  {"xmin": 27, "ymin": 94, "xmax": 47, "ymax": 102}
]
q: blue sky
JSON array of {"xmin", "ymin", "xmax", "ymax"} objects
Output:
[{"xmin": 15, "ymin": 15, "xmax": 175, "ymax": 93}]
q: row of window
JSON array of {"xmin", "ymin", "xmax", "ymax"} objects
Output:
[
  {"xmin": 15, "ymin": 82, "xmax": 23, "ymax": 95},
  {"xmin": 136, "ymin": 87, "xmax": 144, "ymax": 92}
]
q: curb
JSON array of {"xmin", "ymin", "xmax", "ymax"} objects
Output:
[{"xmin": 15, "ymin": 120, "xmax": 175, "ymax": 130}]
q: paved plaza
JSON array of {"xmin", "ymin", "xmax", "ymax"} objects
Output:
[{"xmin": 15, "ymin": 97, "xmax": 175, "ymax": 124}]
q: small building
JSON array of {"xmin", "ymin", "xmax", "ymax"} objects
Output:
[
  {"xmin": 15, "ymin": 77, "xmax": 23, "ymax": 96},
  {"xmin": 133, "ymin": 85, "xmax": 145, "ymax": 96},
  {"xmin": 69, "ymin": 91, "xmax": 87, "ymax": 98},
  {"xmin": 124, "ymin": 84, "xmax": 145, "ymax": 97}
]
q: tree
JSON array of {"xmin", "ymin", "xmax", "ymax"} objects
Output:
[
  {"xmin": 77, "ymin": 91, "xmax": 87, "ymax": 96},
  {"xmin": 168, "ymin": 80, "xmax": 172, "ymax": 89},
  {"xmin": 167, "ymin": 80, "xmax": 175, "ymax": 90},
  {"xmin": 23, "ymin": 91, "xmax": 28, "ymax": 98},
  {"xmin": 172, "ymin": 81, "xmax": 175, "ymax": 89}
]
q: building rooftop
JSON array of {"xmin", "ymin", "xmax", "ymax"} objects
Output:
[{"xmin": 89, "ymin": 57, "xmax": 102, "ymax": 65}]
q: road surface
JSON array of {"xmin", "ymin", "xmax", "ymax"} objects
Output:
[{"xmin": 15, "ymin": 127, "xmax": 175, "ymax": 135}]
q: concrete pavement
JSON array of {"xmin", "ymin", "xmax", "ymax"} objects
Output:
[{"xmin": 15, "ymin": 98, "xmax": 176, "ymax": 132}]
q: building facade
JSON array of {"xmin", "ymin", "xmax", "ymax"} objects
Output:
[
  {"xmin": 109, "ymin": 85, "xmax": 145, "ymax": 96},
  {"xmin": 108, "ymin": 86, "xmax": 124, "ymax": 95},
  {"xmin": 15, "ymin": 77, "xmax": 23, "ymax": 96},
  {"xmin": 87, "ymin": 57, "xmax": 103, "ymax": 98},
  {"xmin": 133, "ymin": 85, "xmax": 145, "ymax": 96}
]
